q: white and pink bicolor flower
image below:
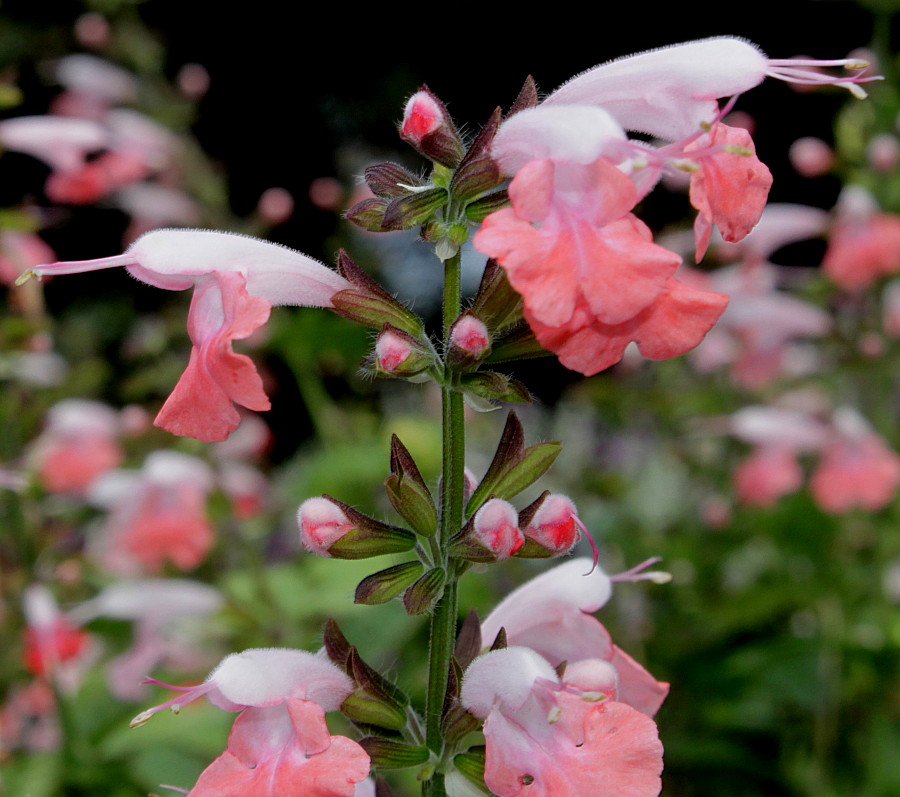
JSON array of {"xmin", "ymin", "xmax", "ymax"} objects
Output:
[
  {"xmin": 132, "ymin": 648, "xmax": 370, "ymax": 797},
  {"xmin": 460, "ymin": 646, "xmax": 663, "ymax": 797},
  {"xmin": 480, "ymin": 557, "xmax": 669, "ymax": 717},
  {"xmin": 543, "ymin": 37, "xmax": 878, "ymax": 140},
  {"xmin": 18, "ymin": 229, "xmax": 352, "ymax": 442}
]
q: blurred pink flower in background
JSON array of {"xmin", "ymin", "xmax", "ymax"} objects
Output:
[
  {"xmin": 31, "ymin": 399, "xmax": 123, "ymax": 495},
  {"xmin": 810, "ymin": 408, "xmax": 900, "ymax": 513},
  {"xmin": 71, "ymin": 579, "xmax": 223, "ymax": 701},
  {"xmin": 788, "ymin": 137, "xmax": 835, "ymax": 177},
  {"xmin": 21, "ymin": 586, "xmax": 91, "ymax": 691},
  {"xmin": 88, "ymin": 450, "xmax": 215, "ymax": 574},
  {"xmin": 0, "ymin": 680, "xmax": 59, "ymax": 753},
  {"xmin": 823, "ymin": 186, "xmax": 900, "ymax": 290},
  {"xmin": 726, "ymin": 404, "xmax": 827, "ymax": 506},
  {"xmin": 724, "ymin": 403, "xmax": 900, "ymax": 513},
  {"xmin": 50, "ymin": 54, "xmax": 139, "ymax": 120},
  {"xmin": 734, "ymin": 444, "xmax": 805, "ymax": 507},
  {"xmin": 686, "ymin": 205, "xmax": 831, "ymax": 387},
  {"xmin": 0, "ymin": 231, "xmax": 57, "ymax": 287}
]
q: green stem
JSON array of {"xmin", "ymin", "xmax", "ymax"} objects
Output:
[{"xmin": 424, "ymin": 250, "xmax": 465, "ymax": 796}]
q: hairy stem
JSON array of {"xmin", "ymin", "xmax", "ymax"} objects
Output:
[{"xmin": 424, "ymin": 250, "xmax": 465, "ymax": 796}]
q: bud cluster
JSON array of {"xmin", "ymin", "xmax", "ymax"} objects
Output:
[
  {"xmin": 295, "ymin": 413, "xmax": 581, "ymax": 618},
  {"xmin": 345, "ymin": 82, "xmax": 533, "ymax": 261}
]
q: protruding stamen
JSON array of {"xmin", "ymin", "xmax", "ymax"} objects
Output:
[
  {"xmin": 765, "ymin": 58, "xmax": 882, "ymax": 99},
  {"xmin": 129, "ymin": 680, "xmax": 213, "ymax": 728},
  {"xmin": 611, "ymin": 556, "xmax": 672, "ymax": 584}
]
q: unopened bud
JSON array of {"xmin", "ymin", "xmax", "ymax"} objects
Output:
[
  {"xmin": 400, "ymin": 87, "xmax": 464, "ymax": 168},
  {"xmin": 298, "ymin": 496, "xmax": 353, "ymax": 556},
  {"xmin": 473, "ymin": 499, "xmax": 523, "ymax": 559},
  {"xmin": 452, "ymin": 498, "xmax": 523, "ymax": 562},
  {"xmin": 374, "ymin": 327, "xmax": 433, "ymax": 378},
  {"xmin": 520, "ymin": 493, "xmax": 579, "ymax": 556},
  {"xmin": 447, "ymin": 314, "xmax": 491, "ymax": 370},
  {"xmin": 297, "ymin": 495, "xmax": 416, "ymax": 559}
]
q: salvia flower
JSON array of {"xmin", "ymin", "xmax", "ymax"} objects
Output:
[
  {"xmin": 298, "ymin": 495, "xmax": 416, "ymax": 559},
  {"xmin": 132, "ymin": 648, "xmax": 370, "ymax": 796},
  {"xmin": 543, "ymin": 37, "xmax": 878, "ymax": 140},
  {"xmin": 17, "ymin": 229, "xmax": 351, "ymax": 441},
  {"xmin": 298, "ymin": 496, "xmax": 355, "ymax": 556},
  {"xmin": 475, "ymin": 36, "xmax": 879, "ymax": 375},
  {"xmin": 480, "ymin": 558, "xmax": 669, "ymax": 717},
  {"xmin": 460, "ymin": 646, "xmax": 663, "ymax": 797}
]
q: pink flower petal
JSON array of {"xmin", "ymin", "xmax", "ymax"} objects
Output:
[{"xmin": 154, "ymin": 272, "xmax": 271, "ymax": 442}]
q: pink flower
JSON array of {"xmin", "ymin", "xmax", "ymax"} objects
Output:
[
  {"xmin": 449, "ymin": 314, "xmax": 491, "ymax": 360},
  {"xmin": 22, "ymin": 586, "xmax": 90, "ymax": 682},
  {"xmin": 89, "ymin": 451, "xmax": 215, "ymax": 574},
  {"xmin": 475, "ymin": 107, "xmax": 728, "ymax": 375},
  {"xmin": 20, "ymin": 229, "xmax": 351, "ymax": 441},
  {"xmin": 883, "ymin": 280, "xmax": 900, "ymax": 337},
  {"xmin": 734, "ymin": 444, "xmax": 804, "ymax": 507},
  {"xmin": 0, "ymin": 680, "xmax": 59, "ymax": 753},
  {"xmin": 461, "ymin": 647, "xmax": 663, "ymax": 797},
  {"xmin": 0, "ymin": 115, "xmax": 108, "ymax": 175},
  {"xmin": 686, "ymin": 254, "xmax": 831, "ymax": 389},
  {"xmin": 132, "ymin": 648, "xmax": 370, "ymax": 797},
  {"xmin": 480, "ymin": 558, "xmax": 669, "ymax": 717},
  {"xmin": 810, "ymin": 408, "xmax": 900, "ymax": 513},
  {"xmin": 685, "ymin": 123, "xmax": 773, "ymax": 261},
  {"xmin": 50, "ymin": 54, "xmax": 139, "ymax": 119},
  {"xmin": 476, "ymin": 157, "xmax": 678, "ymax": 328},
  {"xmin": 822, "ymin": 187, "xmax": 900, "ymax": 291},
  {"xmin": 31, "ymin": 399, "xmax": 123, "ymax": 495},
  {"xmin": 71, "ymin": 579, "xmax": 223, "ymax": 701},
  {"xmin": 525, "ymin": 276, "xmax": 728, "ymax": 376}
]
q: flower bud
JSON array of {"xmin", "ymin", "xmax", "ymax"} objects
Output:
[
  {"xmin": 374, "ymin": 326, "xmax": 433, "ymax": 377},
  {"xmin": 298, "ymin": 496, "xmax": 351, "ymax": 556},
  {"xmin": 452, "ymin": 498, "xmax": 524, "ymax": 562},
  {"xmin": 447, "ymin": 313, "xmax": 491, "ymax": 370},
  {"xmin": 403, "ymin": 567, "xmax": 446, "ymax": 615},
  {"xmin": 518, "ymin": 492, "xmax": 580, "ymax": 557},
  {"xmin": 359, "ymin": 738, "xmax": 431, "ymax": 770},
  {"xmin": 331, "ymin": 250, "xmax": 424, "ymax": 336},
  {"xmin": 400, "ymin": 87, "xmax": 464, "ymax": 168},
  {"xmin": 297, "ymin": 495, "xmax": 416, "ymax": 559},
  {"xmin": 355, "ymin": 561, "xmax": 424, "ymax": 605}
]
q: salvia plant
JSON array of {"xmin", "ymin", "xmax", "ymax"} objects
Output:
[{"xmin": 3, "ymin": 20, "xmax": 893, "ymax": 797}]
